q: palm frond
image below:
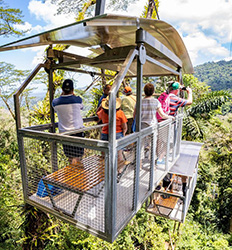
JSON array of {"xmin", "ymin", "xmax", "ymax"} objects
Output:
[{"xmin": 187, "ymin": 90, "xmax": 232, "ymax": 117}]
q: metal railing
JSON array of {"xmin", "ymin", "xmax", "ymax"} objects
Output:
[{"xmin": 16, "ymin": 114, "xmax": 182, "ymax": 240}]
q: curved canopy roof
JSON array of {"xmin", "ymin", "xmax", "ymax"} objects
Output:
[{"xmin": 0, "ymin": 14, "xmax": 193, "ymax": 74}]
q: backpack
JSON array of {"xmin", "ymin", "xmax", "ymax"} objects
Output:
[{"xmin": 156, "ymin": 92, "xmax": 170, "ymax": 121}]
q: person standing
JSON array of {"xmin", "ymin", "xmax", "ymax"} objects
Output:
[
  {"xmin": 168, "ymin": 81, "xmax": 193, "ymax": 116},
  {"xmin": 121, "ymin": 86, "xmax": 136, "ymax": 134},
  {"xmin": 164, "ymin": 81, "xmax": 193, "ymax": 196},
  {"xmin": 97, "ymin": 96, "xmax": 127, "ymax": 174},
  {"xmin": 52, "ymin": 79, "xmax": 85, "ymax": 166},
  {"xmin": 140, "ymin": 83, "xmax": 173, "ymax": 129},
  {"xmin": 97, "ymin": 84, "xmax": 111, "ymax": 109},
  {"xmin": 137, "ymin": 83, "xmax": 173, "ymax": 166}
]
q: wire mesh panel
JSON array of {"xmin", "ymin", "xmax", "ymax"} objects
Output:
[
  {"xmin": 23, "ymin": 136, "xmax": 106, "ymax": 233},
  {"xmin": 156, "ymin": 123, "xmax": 169, "ymax": 169},
  {"xmin": 115, "ymin": 141, "xmax": 137, "ymax": 232},
  {"xmin": 174, "ymin": 117, "xmax": 182, "ymax": 158},
  {"xmin": 139, "ymin": 134, "xmax": 153, "ymax": 202}
]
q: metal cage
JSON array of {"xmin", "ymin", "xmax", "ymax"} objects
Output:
[{"xmin": 0, "ymin": 15, "xmax": 203, "ymax": 242}]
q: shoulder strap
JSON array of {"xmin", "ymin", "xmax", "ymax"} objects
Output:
[{"xmin": 129, "ymin": 95, "xmax": 136, "ymax": 102}]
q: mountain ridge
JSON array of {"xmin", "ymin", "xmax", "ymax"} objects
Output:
[{"xmin": 193, "ymin": 59, "xmax": 232, "ymax": 91}]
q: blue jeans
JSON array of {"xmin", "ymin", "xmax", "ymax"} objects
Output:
[{"xmin": 101, "ymin": 132, "xmax": 124, "ymax": 141}]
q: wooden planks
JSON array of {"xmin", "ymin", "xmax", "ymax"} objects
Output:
[
  {"xmin": 154, "ymin": 195, "xmax": 178, "ymax": 209},
  {"xmin": 43, "ymin": 156, "xmax": 104, "ymax": 193}
]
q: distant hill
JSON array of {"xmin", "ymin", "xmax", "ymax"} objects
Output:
[{"xmin": 194, "ymin": 60, "xmax": 232, "ymax": 91}]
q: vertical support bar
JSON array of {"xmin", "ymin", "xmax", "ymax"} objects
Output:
[
  {"xmin": 175, "ymin": 116, "xmax": 183, "ymax": 157},
  {"xmin": 105, "ymin": 48, "xmax": 137, "ymax": 240},
  {"xmin": 104, "ymin": 150, "xmax": 112, "ymax": 240},
  {"xmin": 165, "ymin": 122, "xmax": 171, "ymax": 171},
  {"xmin": 95, "ymin": 0, "xmax": 106, "ymax": 16},
  {"xmin": 106, "ymin": 92, "xmax": 117, "ymax": 240},
  {"xmin": 149, "ymin": 129, "xmax": 157, "ymax": 191},
  {"xmin": 14, "ymin": 92, "xmax": 27, "ymax": 200},
  {"xmin": 17, "ymin": 133, "xmax": 28, "ymax": 200},
  {"xmin": 182, "ymin": 176, "xmax": 191, "ymax": 221},
  {"xmin": 133, "ymin": 29, "xmax": 146, "ymax": 211},
  {"xmin": 173, "ymin": 121, "xmax": 178, "ymax": 160},
  {"xmin": 49, "ymin": 68, "xmax": 55, "ymax": 132},
  {"xmin": 48, "ymin": 67, "xmax": 58, "ymax": 172},
  {"xmin": 14, "ymin": 93, "xmax": 21, "ymax": 131}
]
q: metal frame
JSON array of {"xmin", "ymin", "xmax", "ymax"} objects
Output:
[{"xmin": 7, "ymin": 19, "xmax": 198, "ymax": 241}]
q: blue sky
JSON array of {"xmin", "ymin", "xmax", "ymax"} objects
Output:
[{"xmin": 0, "ymin": 0, "xmax": 231, "ymax": 73}]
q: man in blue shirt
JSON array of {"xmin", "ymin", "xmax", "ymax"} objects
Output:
[{"xmin": 97, "ymin": 84, "xmax": 111, "ymax": 109}]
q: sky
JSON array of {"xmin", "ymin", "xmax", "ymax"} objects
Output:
[{"xmin": 0, "ymin": 0, "xmax": 231, "ymax": 74}]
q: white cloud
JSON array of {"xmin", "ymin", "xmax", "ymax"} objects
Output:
[
  {"xmin": 29, "ymin": 46, "xmax": 48, "ymax": 66},
  {"xmin": 183, "ymin": 31, "xmax": 229, "ymax": 65},
  {"xmin": 158, "ymin": 0, "xmax": 232, "ymax": 65},
  {"xmin": 106, "ymin": 0, "xmax": 147, "ymax": 17},
  {"xmin": 106, "ymin": 0, "xmax": 231, "ymax": 65},
  {"xmin": 28, "ymin": 0, "xmax": 77, "ymax": 30},
  {"xmin": 13, "ymin": 21, "xmax": 32, "ymax": 32}
]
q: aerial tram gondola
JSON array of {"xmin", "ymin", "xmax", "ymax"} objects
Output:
[{"xmin": 0, "ymin": 13, "xmax": 202, "ymax": 242}]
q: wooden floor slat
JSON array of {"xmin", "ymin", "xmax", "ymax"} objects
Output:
[
  {"xmin": 43, "ymin": 156, "xmax": 105, "ymax": 193},
  {"xmin": 155, "ymin": 195, "xmax": 178, "ymax": 209}
]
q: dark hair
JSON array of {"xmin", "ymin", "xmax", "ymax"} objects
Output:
[
  {"xmin": 103, "ymin": 84, "xmax": 111, "ymax": 93},
  {"xmin": 62, "ymin": 79, "xmax": 74, "ymax": 94},
  {"xmin": 144, "ymin": 83, "xmax": 154, "ymax": 97},
  {"xmin": 167, "ymin": 81, "xmax": 180, "ymax": 93}
]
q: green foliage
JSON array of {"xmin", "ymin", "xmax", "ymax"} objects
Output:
[
  {"xmin": 141, "ymin": 0, "xmax": 159, "ymax": 19},
  {"xmin": 188, "ymin": 90, "xmax": 231, "ymax": 118},
  {"xmin": 175, "ymin": 219, "xmax": 231, "ymax": 250},
  {"xmin": 50, "ymin": 0, "xmax": 139, "ymax": 19},
  {"xmin": 194, "ymin": 60, "xmax": 232, "ymax": 91},
  {"xmin": 0, "ymin": 112, "xmax": 22, "ymax": 249},
  {"xmin": 181, "ymin": 74, "xmax": 232, "ymax": 141},
  {"xmin": 42, "ymin": 207, "xmax": 168, "ymax": 250},
  {"xmin": 19, "ymin": 205, "xmax": 60, "ymax": 250},
  {"xmin": 0, "ymin": 0, "xmax": 26, "ymax": 37},
  {"xmin": 0, "ymin": 61, "xmax": 30, "ymax": 120},
  {"xmin": 190, "ymin": 113, "xmax": 232, "ymax": 236}
]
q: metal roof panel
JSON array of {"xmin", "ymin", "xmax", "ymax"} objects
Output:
[{"xmin": 0, "ymin": 14, "xmax": 193, "ymax": 73}]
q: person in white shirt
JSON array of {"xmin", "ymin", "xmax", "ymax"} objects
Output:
[
  {"xmin": 135, "ymin": 83, "xmax": 173, "ymax": 167},
  {"xmin": 52, "ymin": 79, "xmax": 84, "ymax": 166},
  {"xmin": 141, "ymin": 83, "xmax": 173, "ymax": 128}
]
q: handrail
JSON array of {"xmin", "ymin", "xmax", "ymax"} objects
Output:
[
  {"xmin": 14, "ymin": 63, "xmax": 45, "ymax": 130},
  {"xmin": 22, "ymin": 116, "xmax": 99, "ymax": 131},
  {"xmin": 61, "ymin": 123, "xmax": 108, "ymax": 135},
  {"xmin": 14, "ymin": 63, "xmax": 45, "ymax": 98}
]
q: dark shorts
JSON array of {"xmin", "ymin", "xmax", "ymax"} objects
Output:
[
  {"xmin": 163, "ymin": 174, "xmax": 173, "ymax": 189},
  {"xmin": 63, "ymin": 132, "xmax": 85, "ymax": 158},
  {"xmin": 100, "ymin": 132, "xmax": 124, "ymax": 141},
  {"xmin": 126, "ymin": 118, "xmax": 134, "ymax": 134}
]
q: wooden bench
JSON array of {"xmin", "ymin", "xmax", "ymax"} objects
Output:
[
  {"xmin": 146, "ymin": 191, "xmax": 179, "ymax": 217},
  {"xmin": 153, "ymin": 193, "xmax": 178, "ymax": 216},
  {"xmin": 43, "ymin": 155, "xmax": 105, "ymax": 217}
]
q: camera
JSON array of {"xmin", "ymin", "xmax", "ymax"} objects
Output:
[{"xmin": 181, "ymin": 86, "xmax": 187, "ymax": 91}]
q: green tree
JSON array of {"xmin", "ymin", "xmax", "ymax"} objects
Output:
[
  {"xmin": 181, "ymin": 74, "xmax": 232, "ymax": 140},
  {"xmin": 50, "ymin": 0, "xmax": 159, "ymax": 21},
  {"xmin": 50, "ymin": 0, "xmax": 138, "ymax": 20},
  {"xmin": 0, "ymin": 62, "xmax": 31, "ymax": 120},
  {"xmin": 0, "ymin": 111, "xmax": 22, "ymax": 249},
  {"xmin": 0, "ymin": 0, "xmax": 25, "ymax": 37}
]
